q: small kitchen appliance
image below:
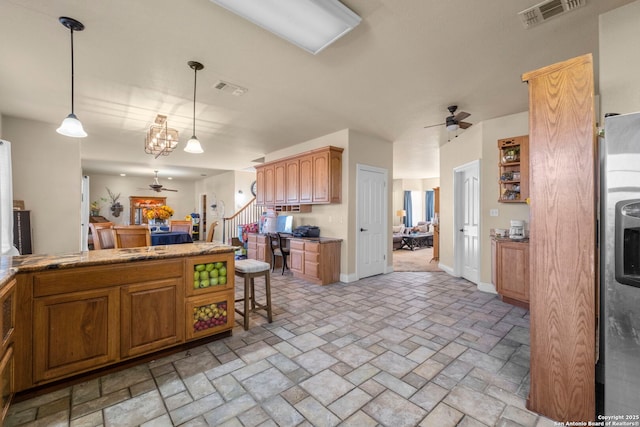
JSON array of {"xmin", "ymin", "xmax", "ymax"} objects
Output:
[{"xmin": 509, "ymin": 220, "xmax": 525, "ymax": 240}]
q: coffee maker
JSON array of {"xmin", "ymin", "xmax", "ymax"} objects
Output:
[{"xmin": 509, "ymin": 220, "xmax": 525, "ymax": 240}]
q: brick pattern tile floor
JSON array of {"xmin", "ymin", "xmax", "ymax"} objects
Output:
[{"xmin": 6, "ymin": 271, "xmax": 557, "ymax": 427}]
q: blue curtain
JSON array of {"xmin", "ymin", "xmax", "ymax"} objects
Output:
[
  {"xmin": 403, "ymin": 191, "xmax": 412, "ymax": 227},
  {"xmin": 425, "ymin": 190, "xmax": 434, "ymax": 222}
]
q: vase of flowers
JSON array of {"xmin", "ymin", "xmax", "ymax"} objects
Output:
[{"xmin": 143, "ymin": 205, "xmax": 174, "ymax": 228}]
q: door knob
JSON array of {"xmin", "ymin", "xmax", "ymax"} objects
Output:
[
  {"xmin": 360, "ymin": 228, "xmax": 368, "ymax": 232},
  {"xmin": 459, "ymin": 229, "xmax": 464, "ymax": 232}
]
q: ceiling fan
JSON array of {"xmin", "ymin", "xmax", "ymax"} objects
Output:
[
  {"xmin": 424, "ymin": 105, "xmax": 472, "ymax": 131},
  {"xmin": 148, "ymin": 170, "xmax": 178, "ymax": 192}
]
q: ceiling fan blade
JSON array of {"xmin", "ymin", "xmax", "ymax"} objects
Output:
[
  {"xmin": 454, "ymin": 111, "xmax": 470, "ymax": 122},
  {"xmin": 458, "ymin": 121, "xmax": 473, "ymax": 129},
  {"xmin": 161, "ymin": 188, "xmax": 178, "ymax": 192},
  {"xmin": 424, "ymin": 122, "xmax": 444, "ymax": 129}
]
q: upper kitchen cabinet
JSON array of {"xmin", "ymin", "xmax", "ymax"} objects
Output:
[{"xmin": 255, "ymin": 146, "xmax": 343, "ymax": 207}]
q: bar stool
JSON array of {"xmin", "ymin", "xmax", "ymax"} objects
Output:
[{"xmin": 234, "ymin": 259, "xmax": 273, "ymax": 330}]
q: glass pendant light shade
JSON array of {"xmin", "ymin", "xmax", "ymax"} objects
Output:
[
  {"xmin": 57, "ymin": 113, "xmax": 88, "ymax": 138},
  {"xmin": 184, "ymin": 135, "xmax": 204, "ymax": 153}
]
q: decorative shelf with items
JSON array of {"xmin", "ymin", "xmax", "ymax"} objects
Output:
[{"xmin": 498, "ymin": 136, "xmax": 529, "ymax": 203}]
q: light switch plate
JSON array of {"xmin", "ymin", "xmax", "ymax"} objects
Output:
[{"xmin": 489, "ymin": 209, "xmax": 499, "ymax": 217}]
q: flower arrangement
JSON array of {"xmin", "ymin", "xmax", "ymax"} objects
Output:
[{"xmin": 144, "ymin": 205, "xmax": 174, "ymax": 221}]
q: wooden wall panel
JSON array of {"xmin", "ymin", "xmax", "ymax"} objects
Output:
[{"xmin": 522, "ymin": 54, "xmax": 596, "ymax": 421}]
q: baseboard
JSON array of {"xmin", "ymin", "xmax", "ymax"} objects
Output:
[
  {"xmin": 477, "ymin": 281, "xmax": 497, "ymax": 294},
  {"xmin": 340, "ymin": 272, "xmax": 359, "ymax": 283},
  {"xmin": 438, "ymin": 263, "xmax": 455, "ymax": 276}
]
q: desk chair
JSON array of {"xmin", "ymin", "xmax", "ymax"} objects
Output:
[
  {"xmin": 268, "ymin": 233, "xmax": 289, "ymax": 275},
  {"xmin": 89, "ymin": 222, "xmax": 114, "ymax": 250},
  {"xmin": 206, "ymin": 221, "xmax": 219, "ymax": 242},
  {"xmin": 113, "ymin": 225, "xmax": 151, "ymax": 248},
  {"xmin": 170, "ymin": 220, "xmax": 192, "ymax": 233}
]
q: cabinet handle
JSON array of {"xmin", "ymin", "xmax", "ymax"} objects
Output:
[
  {"xmin": 360, "ymin": 228, "xmax": 368, "ymax": 232},
  {"xmin": 459, "ymin": 229, "xmax": 464, "ymax": 232}
]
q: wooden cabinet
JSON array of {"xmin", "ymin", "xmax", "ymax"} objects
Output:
[
  {"xmin": 289, "ymin": 238, "xmax": 341, "ymax": 285},
  {"xmin": 129, "ymin": 196, "xmax": 166, "ymax": 225},
  {"xmin": 498, "ymin": 136, "xmax": 529, "ymax": 203},
  {"xmin": 298, "ymin": 155, "xmax": 313, "ymax": 204},
  {"xmin": 0, "ymin": 279, "xmax": 15, "ymax": 424},
  {"xmin": 285, "ymin": 158, "xmax": 300, "ymax": 204},
  {"xmin": 33, "ymin": 287, "xmax": 120, "ymax": 382},
  {"xmin": 523, "ymin": 54, "xmax": 596, "ymax": 422},
  {"xmin": 256, "ymin": 167, "xmax": 265, "ymax": 205},
  {"xmin": 121, "ymin": 279, "xmax": 184, "ymax": 358},
  {"xmin": 274, "ymin": 162, "xmax": 286, "ymax": 205},
  {"xmin": 185, "ymin": 253, "xmax": 235, "ymax": 340},
  {"xmin": 17, "ymin": 252, "xmax": 235, "ymax": 393},
  {"xmin": 263, "ymin": 164, "xmax": 275, "ymax": 206},
  {"xmin": 493, "ymin": 239, "xmax": 529, "ymax": 308},
  {"xmin": 247, "ymin": 233, "xmax": 280, "ymax": 269},
  {"xmin": 255, "ymin": 146, "xmax": 343, "ymax": 207}
]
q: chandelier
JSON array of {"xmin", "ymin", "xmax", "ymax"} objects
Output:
[{"xmin": 145, "ymin": 115, "xmax": 179, "ymax": 158}]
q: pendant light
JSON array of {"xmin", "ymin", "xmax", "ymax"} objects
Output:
[
  {"xmin": 56, "ymin": 17, "xmax": 87, "ymax": 138},
  {"xmin": 184, "ymin": 61, "xmax": 204, "ymax": 154}
]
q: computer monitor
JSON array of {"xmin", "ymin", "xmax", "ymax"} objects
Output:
[{"xmin": 276, "ymin": 215, "xmax": 293, "ymax": 234}]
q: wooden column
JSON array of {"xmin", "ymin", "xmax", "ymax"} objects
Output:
[{"xmin": 522, "ymin": 54, "xmax": 596, "ymax": 422}]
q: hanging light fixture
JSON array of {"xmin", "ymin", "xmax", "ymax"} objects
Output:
[
  {"xmin": 145, "ymin": 114, "xmax": 179, "ymax": 158},
  {"xmin": 184, "ymin": 61, "xmax": 204, "ymax": 154},
  {"xmin": 56, "ymin": 17, "xmax": 87, "ymax": 138}
]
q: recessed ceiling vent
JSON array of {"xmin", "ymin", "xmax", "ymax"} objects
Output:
[
  {"xmin": 213, "ymin": 80, "xmax": 248, "ymax": 97},
  {"xmin": 518, "ymin": 0, "xmax": 586, "ymax": 28}
]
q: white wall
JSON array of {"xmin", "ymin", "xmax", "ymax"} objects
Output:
[
  {"xmin": 599, "ymin": 0, "xmax": 640, "ymax": 117},
  {"xmin": 439, "ymin": 112, "xmax": 530, "ymax": 287},
  {"xmin": 87, "ymin": 174, "xmax": 196, "ymax": 225},
  {"xmin": 5, "ymin": 116, "xmax": 82, "ymax": 254}
]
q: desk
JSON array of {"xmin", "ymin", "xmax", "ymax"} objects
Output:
[{"xmin": 151, "ymin": 231, "xmax": 193, "ymax": 246}]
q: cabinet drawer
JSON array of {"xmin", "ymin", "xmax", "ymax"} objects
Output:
[
  {"xmin": 304, "ymin": 251, "xmax": 319, "ymax": 263},
  {"xmin": 304, "ymin": 261, "xmax": 319, "ymax": 279},
  {"xmin": 34, "ymin": 259, "xmax": 183, "ymax": 297},
  {"xmin": 290, "ymin": 240, "xmax": 305, "ymax": 251},
  {"xmin": 186, "ymin": 290, "xmax": 234, "ymax": 340},
  {"xmin": 186, "ymin": 253, "xmax": 234, "ymax": 297}
]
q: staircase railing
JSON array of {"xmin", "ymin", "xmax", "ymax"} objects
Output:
[{"xmin": 222, "ymin": 197, "xmax": 262, "ymax": 244}]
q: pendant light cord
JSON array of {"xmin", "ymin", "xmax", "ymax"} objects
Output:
[
  {"xmin": 70, "ymin": 27, "xmax": 75, "ymax": 115},
  {"xmin": 192, "ymin": 67, "xmax": 197, "ymax": 136}
]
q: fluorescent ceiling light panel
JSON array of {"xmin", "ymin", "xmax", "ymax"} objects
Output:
[{"xmin": 210, "ymin": 0, "xmax": 361, "ymax": 54}]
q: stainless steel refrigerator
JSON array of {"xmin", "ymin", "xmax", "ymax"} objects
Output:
[{"xmin": 599, "ymin": 111, "xmax": 640, "ymax": 415}]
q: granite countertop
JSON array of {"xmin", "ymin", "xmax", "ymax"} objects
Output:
[
  {"xmin": 0, "ymin": 243, "xmax": 235, "ymax": 288},
  {"xmin": 288, "ymin": 236, "xmax": 343, "ymax": 243}
]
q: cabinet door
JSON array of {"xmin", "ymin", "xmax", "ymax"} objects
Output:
[
  {"xmin": 0, "ymin": 279, "xmax": 15, "ymax": 354},
  {"xmin": 33, "ymin": 288, "xmax": 119, "ymax": 383},
  {"xmin": 186, "ymin": 290, "xmax": 234, "ymax": 340},
  {"xmin": 285, "ymin": 159, "xmax": 300, "ymax": 204},
  {"xmin": 255, "ymin": 167, "xmax": 265, "ymax": 205},
  {"xmin": 304, "ymin": 242, "xmax": 321, "ymax": 279},
  {"xmin": 247, "ymin": 234, "xmax": 258, "ymax": 260},
  {"xmin": 263, "ymin": 165, "xmax": 275, "ymax": 205},
  {"xmin": 0, "ymin": 346, "xmax": 13, "ymax": 423},
  {"xmin": 121, "ymin": 279, "xmax": 184, "ymax": 358},
  {"xmin": 299, "ymin": 155, "xmax": 313, "ymax": 203},
  {"xmin": 312, "ymin": 152, "xmax": 330, "ymax": 203},
  {"xmin": 496, "ymin": 242, "xmax": 529, "ymax": 302},
  {"xmin": 289, "ymin": 240, "xmax": 305, "ymax": 274},
  {"xmin": 274, "ymin": 162, "xmax": 286, "ymax": 205}
]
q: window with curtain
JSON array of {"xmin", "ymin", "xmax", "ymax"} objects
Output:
[
  {"xmin": 403, "ymin": 191, "xmax": 412, "ymax": 227},
  {"xmin": 411, "ymin": 191, "xmax": 423, "ymax": 226},
  {"xmin": 425, "ymin": 190, "xmax": 434, "ymax": 222}
]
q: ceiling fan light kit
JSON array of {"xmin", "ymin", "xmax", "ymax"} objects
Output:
[
  {"xmin": 424, "ymin": 105, "xmax": 473, "ymax": 133},
  {"xmin": 209, "ymin": 0, "xmax": 361, "ymax": 55},
  {"xmin": 56, "ymin": 17, "xmax": 87, "ymax": 138},
  {"xmin": 148, "ymin": 170, "xmax": 178, "ymax": 192},
  {"xmin": 184, "ymin": 61, "xmax": 204, "ymax": 154}
]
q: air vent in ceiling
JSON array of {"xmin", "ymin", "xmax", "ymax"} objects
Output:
[
  {"xmin": 213, "ymin": 80, "xmax": 248, "ymax": 96},
  {"xmin": 518, "ymin": 0, "xmax": 586, "ymax": 28}
]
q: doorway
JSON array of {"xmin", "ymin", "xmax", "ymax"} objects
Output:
[
  {"xmin": 356, "ymin": 164, "xmax": 388, "ymax": 279},
  {"xmin": 453, "ymin": 160, "xmax": 480, "ymax": 284}
]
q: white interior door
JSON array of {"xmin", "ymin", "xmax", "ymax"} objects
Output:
[
  {"xmin": 357, "ymin": 164, "xmax": 387, "ymax": 279},
  {"xmin": 455, "ymin": 161, "xmax": 480, "ymax": 283}
]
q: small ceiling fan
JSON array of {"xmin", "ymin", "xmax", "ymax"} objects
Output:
[
  {"xmin": 148, "ymin": 170, "xmax": 178, "ymax": 192},
  {"xmin": 424, "ymin": 105, "xmax": 472, "ymax": 131}
]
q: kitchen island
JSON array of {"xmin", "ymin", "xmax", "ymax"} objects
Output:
[{"xmin": 0, "ymin": 243, "xmax": 236, "ymax": 410}]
